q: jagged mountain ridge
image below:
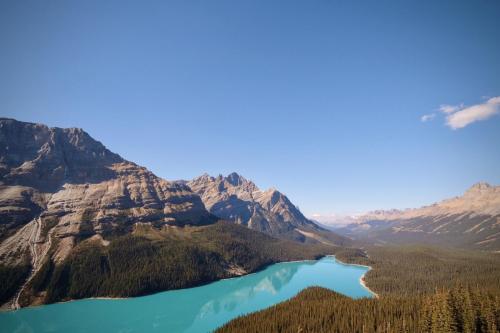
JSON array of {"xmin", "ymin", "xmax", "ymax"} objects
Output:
[
  {"xmin": 0, "ymin": 118, "xmax": 211, "ymax": 266},
  {"xmin": 0, "ymin": 118, "xmax": 341, "ymax": 310},
  {"xmin": 187, "ymin": 173, "xmax": 349, "ymax": 245},
  {"xmin": 336, "ymin": 182, "xmax": 500, "ymax": 250}
]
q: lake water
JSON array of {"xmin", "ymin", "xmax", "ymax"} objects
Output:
[{"xmin": 0, "ymin": 256, "xmax": 374, "ymax": 333}]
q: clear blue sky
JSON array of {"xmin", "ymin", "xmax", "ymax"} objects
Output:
[{"xmin": 1, "ymin": 0, "xmax": 500, "ymax": 216}]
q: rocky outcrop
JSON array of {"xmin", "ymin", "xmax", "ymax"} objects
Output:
[
  {"xmin": 187, "ymin": 173, "xmax": 349, "ymax": 245},
  {"xmin": 0, "ymin": 119, "xmax": 122, "ymax": 192},
  {"xmin": 336, "ymin": 183, "xmax": 500, "ymax": 251},
  {"xmin": 0, "ymin": 118, "xmax": 212, "ymax": 265}
]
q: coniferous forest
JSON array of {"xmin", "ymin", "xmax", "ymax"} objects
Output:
[
  {"xmin": 12, "ymin": 221, "xmax": 335, "ymax": 307},
  {"xmin": 217, "ymin": 246, "xmax": 500, "ymax": 333}
]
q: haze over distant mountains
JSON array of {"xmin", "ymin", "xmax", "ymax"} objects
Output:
[{"xmin": 333, "ymin": 182, "xmax": 500, "ymax": 251}]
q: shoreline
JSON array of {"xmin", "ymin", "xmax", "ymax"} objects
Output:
[
  {"xmin": 359, "ymin": 270, "xmax": 379, "ymax": 299},
  {"xmin": 0, "ymin": 256, "xmax": 328, "ymax": 313},
  {"xmin": 330, "ymin": 255, "xmax": 379, "ymax": 299},
  {"xmin": 2, "ymin": 254, "xmax": 378, "ymax": 312}
]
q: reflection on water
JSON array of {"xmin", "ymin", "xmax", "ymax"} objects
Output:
[
  {"xmin": 196, "ymin": 265, "xmax": 299, "ymax": 319},
  {"xmin": 0, "ymin": 257, "xmax": 372, "ymax": 333}
]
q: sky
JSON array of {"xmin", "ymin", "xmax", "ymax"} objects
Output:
[{"xmin": 1, "ymin": 0, "xmax": 500, "ymax": 218}]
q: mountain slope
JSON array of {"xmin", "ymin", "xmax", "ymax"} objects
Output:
[
  {"xmin": 187, "ymin": 173, "xmax": 349, "ymax": 245},
  {"xmin": 0, "ymin": 119, "xmax": 338, "ymax": 310},
  {"xmin": 0, "ymin": 118, "xmax": 213, "ymax": 308},
  {"xmin": 0, "ymin": 118, "xmax": 211, "ymax": 262},
  {"xmin": 336, "ymin": 183, "xmax": 500, "ymax": 250},
  {"xmin": 13, "ymin": 221, "xmax": 334, "ymax": 308}
]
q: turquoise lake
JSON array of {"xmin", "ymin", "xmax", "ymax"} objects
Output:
[{"xmin": 0, "ymin": 256, "xmax": 374, "ymax": 333}]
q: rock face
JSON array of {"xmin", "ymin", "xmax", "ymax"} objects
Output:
[
  {"xmin": 187, "ymin": 173, "xmax": 349, "ymax": 245},
  {"xmin": 336, "ymin": 183, "xmax": 500, "ymax": 251},
  {"xmin": 0, "ymin": 118, "xmax": 211, "ymax": 265}
]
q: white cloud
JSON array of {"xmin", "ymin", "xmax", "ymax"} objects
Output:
[
  {"xmin": 445, "ymin": 97, "xmax": 500, "ymax": 130},
  {"xmin": 439, "ymin": 104, "xmax": 463, "ymax": 114},
  {"xmin": 421, "ymin": 114, "xmax": 435, "ymax": 122}
]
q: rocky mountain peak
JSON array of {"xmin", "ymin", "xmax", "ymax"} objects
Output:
[
  {"xmin": 226, "ymin": 172, "xmax": 246, "ymax": 186},
  {"xmin": 191, "ymin": 173, "xmax": 214, "ymax": 184},
  {"xmin": 187, "ymin": 173, "xmax": 348, "ymax": 245},
  {"xmin": 0, "ymin": 119, "xmax": 124, "ymax": 192},
  {"xmin": 465, "ymin": 182, "xmax": 494, "ymax": 195},
  {"xmin": 259, "ymin": 188, "xmax": 283, "ymax": 206}
]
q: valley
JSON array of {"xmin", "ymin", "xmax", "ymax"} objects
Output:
[
  {"xmin": 2, "ymin": 2, "xmax": 500, "ymax": 331},
  {"xmin": 0, "ymin": 118, "xmax": 499, "ymax": 332}
]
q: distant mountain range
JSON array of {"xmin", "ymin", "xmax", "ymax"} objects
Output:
[{"xmin": 334, "ymin": 182, "xmax": 500, "ymax": 251}]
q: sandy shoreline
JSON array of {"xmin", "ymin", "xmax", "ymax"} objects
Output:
[
  {"xmin": 330, "ymin": 255, "xmax": 379, "ymax": 298},
  {"xmin": 359, "ymin": 272, "xmax": 379, "ymax": 299}
]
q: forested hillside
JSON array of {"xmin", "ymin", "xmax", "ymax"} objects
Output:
[
  {"xmin": 218, "ymin": 287, "xmax": 499, "ymax": 333},
  {"xmin": 347, "ymin": 246, "xmax": 500, "ymax": 297},
  {"xmin": 3, "ymin": 221, "xmax": 335, "ymax": 307}
]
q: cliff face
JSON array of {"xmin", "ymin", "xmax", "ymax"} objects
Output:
[
  {"xmin": 0, "ymin": 118, "xmax": 211, "ymax": 265},
  {"xmin": 0, "ymin": 119, "xmax": 122, "ymax": 191},
  {"xmin": 188, "ymin": 173, "xmax": 349, "ymax": 245}
]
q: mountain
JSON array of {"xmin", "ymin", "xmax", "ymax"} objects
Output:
[
  {"xmin": 0, "ymin": 118, "xmax": 212, "ymax": 262},
  {"xmin": 187, "ymin": 173, "xmax": 349, "ymax": 245},
  {"xmin": 0, "ymin": 119, "xmax": 336, "ymax": 309},
  {"xmin": 336, "ymin": 182, "xmax": 500, "ymax": 251}
]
